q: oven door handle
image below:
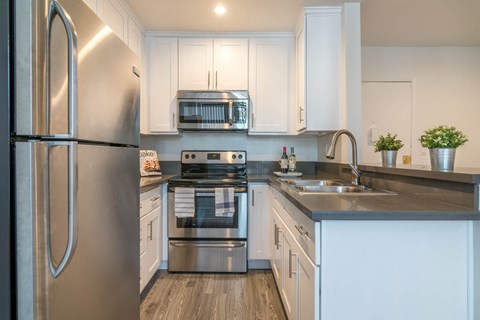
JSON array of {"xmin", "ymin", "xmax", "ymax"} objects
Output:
[{"xmin": 169, "ymin": 241, "xmax": 246, "ymax": 248}]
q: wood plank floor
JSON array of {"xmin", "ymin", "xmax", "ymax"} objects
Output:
[{"xmin": 140, "ymin": 270, "xmax": 287, "ymax": 320}]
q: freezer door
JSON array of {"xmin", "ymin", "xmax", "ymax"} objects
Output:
[
  {"xmin": 15, "ymin": 0, "xmax": 140, "ymax": 145},
  {"xmin": 16, "ymin": 141, "xmax": 140, "ymax": 320}
]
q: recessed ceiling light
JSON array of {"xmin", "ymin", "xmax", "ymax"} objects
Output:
[{"xmin": 214, "ymin": 5, "xmax": 226, "ymax": 15}]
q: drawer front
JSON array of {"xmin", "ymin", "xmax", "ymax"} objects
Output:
[
  {"xmin": 140, "ymin": 186, "xmax": 161, "ymax": 217},
  {"xmin": 271, "ymin": 186, "xmax": 319, "ymax": 265}
]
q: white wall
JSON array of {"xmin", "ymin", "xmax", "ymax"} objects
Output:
[
  {"xmin": 362, "ymin": 46, "xmax": 480, "ymax": 168},
  {"xmin": 141, "ymin": 133, "xmax": 318, "ymax": 161}
]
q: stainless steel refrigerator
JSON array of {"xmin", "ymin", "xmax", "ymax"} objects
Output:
[{"xmin": 12, "ymin": 0, "xmax": 140, "ymax": 319}]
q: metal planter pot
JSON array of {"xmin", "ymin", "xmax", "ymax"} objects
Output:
[
  {"xmin": 429, "ymin": 148, "xmax": 456, "ymax": 171},
  {"xmin": 381, "ymin": 150, "xmax": 397, "ymax": 167}
]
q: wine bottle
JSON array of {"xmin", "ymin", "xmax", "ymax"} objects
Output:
[
  {"xmin": 280, "ymin": 147, "xmax": 288, "ymax": 174},
  {"xmin": 288, "ymin": 147, "xmax": 297, "ymax": 173}
]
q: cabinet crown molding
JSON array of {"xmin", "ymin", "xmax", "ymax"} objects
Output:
[
  {"xmin": 145, "ymin": 31, "xmax": 295, "ymax": 38},
  {"xmin": 304, "ymin": 6, "xmax": 343, "ymax": 15}
]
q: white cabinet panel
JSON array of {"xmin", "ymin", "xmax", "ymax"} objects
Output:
[
  {"xmin": 178, "ymin": 38, "xmax": 248, "ymax": 90},
  {"xmin": 213, "ymin": 38, "xmax": 248, "ymax": 90},
  {"xmin": 281, "ymin": 230, "xmax": 298, "ymax": 320},
  {"xmin": 249, "ymin": 38, "xmax": 292, "ymax": 134},
  {"xmin": 99, "ymin": 0, "xmax": 128, "ymax": 43},
  {"xmin": 248, "ymin": 184, "xmax": 270, "ymax": 260},
  {"xmin": 145, "ymin": 37, "xmax": 178, "ymax": 134},
  {"xmin": 144, "ymin": 206, "xmax": 161, "ymax": 282},
  {"xmin": 178, "ymin": 38, "xmax": 213, "ymax": 90},
  {"xmin": 127, "ymin": 17, "xmax": 142, "ymax": 57},
  {"xmin": 298, "ymin": 250, "xmax": 319, "ymax": 320},
  {"xmin": 297, "ymin": 8, "xmax": 342, "ymax": 131}
]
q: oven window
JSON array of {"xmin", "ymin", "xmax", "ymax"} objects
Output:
[{"xmin": 176, "ymin": 195, "xmax": 239, "ymax": 228}]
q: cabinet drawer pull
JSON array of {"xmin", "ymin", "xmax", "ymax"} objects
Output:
[
  {"xmin": 208, "ymin": 70, "xmax": 211, "ymax": 89},
  {"xmin": 149, "ymin": 222, "xmax": 153, "ymax": 240},
  {"xmin": 251, "ymin": 190, "xmax": 255, "ymax": 206},
  {"xmin": 150, "ymin": 196, "xmax": 160, "ymax": 202},
  {"xmin": 289, "ymin": 249, "xmax": 297, "ymax": 278},
  {"xmin": 295, "ymin": 224, "xmax": 309, "ymax": 237}
]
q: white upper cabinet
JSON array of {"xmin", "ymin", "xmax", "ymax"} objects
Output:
[
  {"xmin": 98, "ymin": 0, "xmax": 129, "ymax": 43},
  {"xmin": 248, "ymin": 37, "xmax": 293, "ymax": 134},
  {"xmin": 213, "ymin": 39, "xmax": 249, "ymax": 90},
  {"xmin": 144, "ymin": 37, "xmax": 179, "ymax": 134},
  {"xmin": 297, "ymin": 7, "xmax": 342, "ymax": 132},
  {"xmin": 127, "ymin": 17, "xmax": 142, "ymax": 57},
  {"xmin": 178, "ymin": 38, "xmax": 248, "ymax": 90}
]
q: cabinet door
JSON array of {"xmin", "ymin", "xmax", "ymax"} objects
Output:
[
  {"xmin": 146, "ymin": 37, "xmax": 179, "ymax": 134},
  {"xmin": 139, "ymin": 214, "xmax": 147, "ymax": 292},
  {"xmin": 178, "ymin": 38, "xmax": 213, "ymax": 90},
  {"xmin": 282, "ymin": 230, "xmax": 298, "ymax": 320},
  {"xmin": 304, "ymin": 11, "xmax": 341, "ymax": 130},
  {"xmin": 248, "ymin": 184, "xmax": 270, "ymax": 260},
  {"xmin": 270, "ymin": 207, "xmax": 283, "ymax": 285},
  {"xmin": 99, "ymin": 0, "xmax": 128, "ymax": 42},
  {"xmin": 127, "ymin": 17, "xmax": 142, "ymax": 57},
  {"xmin": 145, "ymin": 206, "xmax": 161, "ymax": 283},
  {"xmin": 296, "ymin": 26, "xmax": 306, "ymax": 132},
  {"xmin": 298, "ymin": 251, "xmax": 319, "ymax": 320},
  {"xmin": 213, "ymin": 39, "xmax": 248, "ymax": 90},
  {"xmin": 249, "ymin": 38, "xmax": 292, "ymax": 134}
]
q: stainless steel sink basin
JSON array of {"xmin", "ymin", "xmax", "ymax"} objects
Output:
[
  {"xmin": 279, "ymin": 179, "xmax": 344, "ymax": 187},
  {"xmin": 280, "ymin": 179, "xmax": 395, "ymax": 195}
]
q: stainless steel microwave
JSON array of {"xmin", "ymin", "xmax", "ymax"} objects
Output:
[{"xmin": 177, "ymin": 90, "xmax": 249, "ymax": 131}]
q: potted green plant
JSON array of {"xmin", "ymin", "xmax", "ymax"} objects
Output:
[
  {"xmin": 419, "ymin": 125, "xmax": 468, "ymax": 171},
  {"xmin": 374, "ymin": 133, "xmax": 404, "ymax": 167}
]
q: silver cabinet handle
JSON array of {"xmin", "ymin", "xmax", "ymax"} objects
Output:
[
  {"xmin": 251, "ymin": 113, "xmax": 255, "ymax": 128},
  {"xmin": 274, "ymin": 224, "xmax": 278, "ymax": 247},
  {"xmin": 294, "ymin": 224, "xmax": 309, "ymax": 237},
  {"xmin": 149, "ymin": 221, "xmax": 153, "ymax": 240},
  {"xmin": 150, "ymin": 196, "xmax": 160, "ymax": 202},
  {"xmin": 251, "ymin": 189, "xmax": 255, "ymax": 207},
  {"xmin": 172, "ymin": 112, "xmax": 176, "ymax": 128},
  {"xmin": 208, "ymin": 70, "xmax": 211, "ymax": 89},
  {"xmin": 47, "ymin": 0, "xmax": 78, "ymax": 139},
  {"xmin": 46, "ymin": 141, "xmax": 78, "ymax": 278},
  {"xmin": 299, "ymin": 106, "xmax": 304, "ymax": 122},
  {"xmin": 289, "ymin": 249, "xmax": 297, "ymax": 279},
  {"xmin": 215, "ymin": 70, "xmax": 218, "ymax": 89}
]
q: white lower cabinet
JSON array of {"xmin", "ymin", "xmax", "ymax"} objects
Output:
[
  {"xmin": 269, "ymin": 187, "xmax": 320, "ymax": 320},
  {"xmin": 248, "ymin": 184, "xmax": 270, "ymax": 262},
  {"xmin": 139, "ymin": 186, "xmax": 162, "ymax": 293}
]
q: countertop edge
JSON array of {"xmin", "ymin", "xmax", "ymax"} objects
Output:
[{"xmin": 248, "ymin": 174, "xmax": 480, "ymax": 222}]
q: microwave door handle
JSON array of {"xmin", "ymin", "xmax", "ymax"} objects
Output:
[
  {"xmin": 228, "ymin": 101, "xmax": 233, "ymax": 126},
  {"xmin": 47, "ymin": 0, "xmax": 78, "ymax": 139}
]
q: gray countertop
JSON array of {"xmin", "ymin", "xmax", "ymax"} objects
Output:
[
  {"xmin": 140, "ymin": 174, "xmax": 177, "ymax": 190},
  {"xmin": 359, "ymin": 164, "xmax": 480, "ymax": 184},
  {"xmin": 248, "ymin": 174, "xmax": 480, "ymax": 221}
]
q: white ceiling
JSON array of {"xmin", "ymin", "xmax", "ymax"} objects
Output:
[{"xmin": 124, "ymin": 0, "xmax": 480, "ymax": 46}]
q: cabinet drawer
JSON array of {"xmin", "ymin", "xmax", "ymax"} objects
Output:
[
  {"xmin": 270, "ymin": 186, "xmax": 320, "ymax": 265},
  {"xmin": 140, "ymin": 186, "xmax": 162, "ymax": 217}
]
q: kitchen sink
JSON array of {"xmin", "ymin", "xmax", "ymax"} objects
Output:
[{"xmin": 279, "ymin": 179, "xmax": 395, "ymax": 195}]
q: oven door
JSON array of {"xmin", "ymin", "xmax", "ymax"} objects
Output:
[{"xmin": 168, "ymin": 186, "xmax": 247, "ymax": 239}]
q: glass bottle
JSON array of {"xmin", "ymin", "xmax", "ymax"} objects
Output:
[
  {"xmin": 288, "ymin": 147, "xmax": 297, "ymax": 173},
  {"xmin": 280, "ymin": 147, "xmax": 288, "ymax": 174}
]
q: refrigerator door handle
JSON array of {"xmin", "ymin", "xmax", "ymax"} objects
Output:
[
  {"xmin": 46, "ymin": 141, "xmax": 78, "ymax": 278},
  {"xmin": 47, "ymin": 0, "xmax": 78, "ymax": 138}
]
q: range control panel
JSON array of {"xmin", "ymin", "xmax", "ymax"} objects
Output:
[{"xmin": 181, "ymin": 150, "xmax": 246, "ymax": 164}]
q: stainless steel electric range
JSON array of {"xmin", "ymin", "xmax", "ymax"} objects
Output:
[{"xmin": 167, "ymin": 150, "xmax": 248, "ymax": 273}]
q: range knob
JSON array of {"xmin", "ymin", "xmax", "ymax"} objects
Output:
[
  {"xmin": 238, "ymin": 154, "xmax": 243, "ymax": 159},
  {"xmin": 232, "ymin": 154, "xmax": 237, "ymax": 159},
  {"xmin": 191, "ymin": 154, "xmax": 196, "ymax": 159},
  {"xmin": 185, "ymin": 154, "xmax": 190, "ymax": 159}
]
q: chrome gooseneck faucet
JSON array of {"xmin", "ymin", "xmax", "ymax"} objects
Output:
[{"xmin": 326, "ymin": 129, "xmax": 362, "ymax": 186}]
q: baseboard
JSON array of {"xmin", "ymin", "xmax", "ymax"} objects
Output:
[
  {"xmin": 248, "ymin": 259, "xmax": 271, "ymax": 269},
  {"xmin": 159, "ymin": 260, "xmax": 168, "ymax": 270}
]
